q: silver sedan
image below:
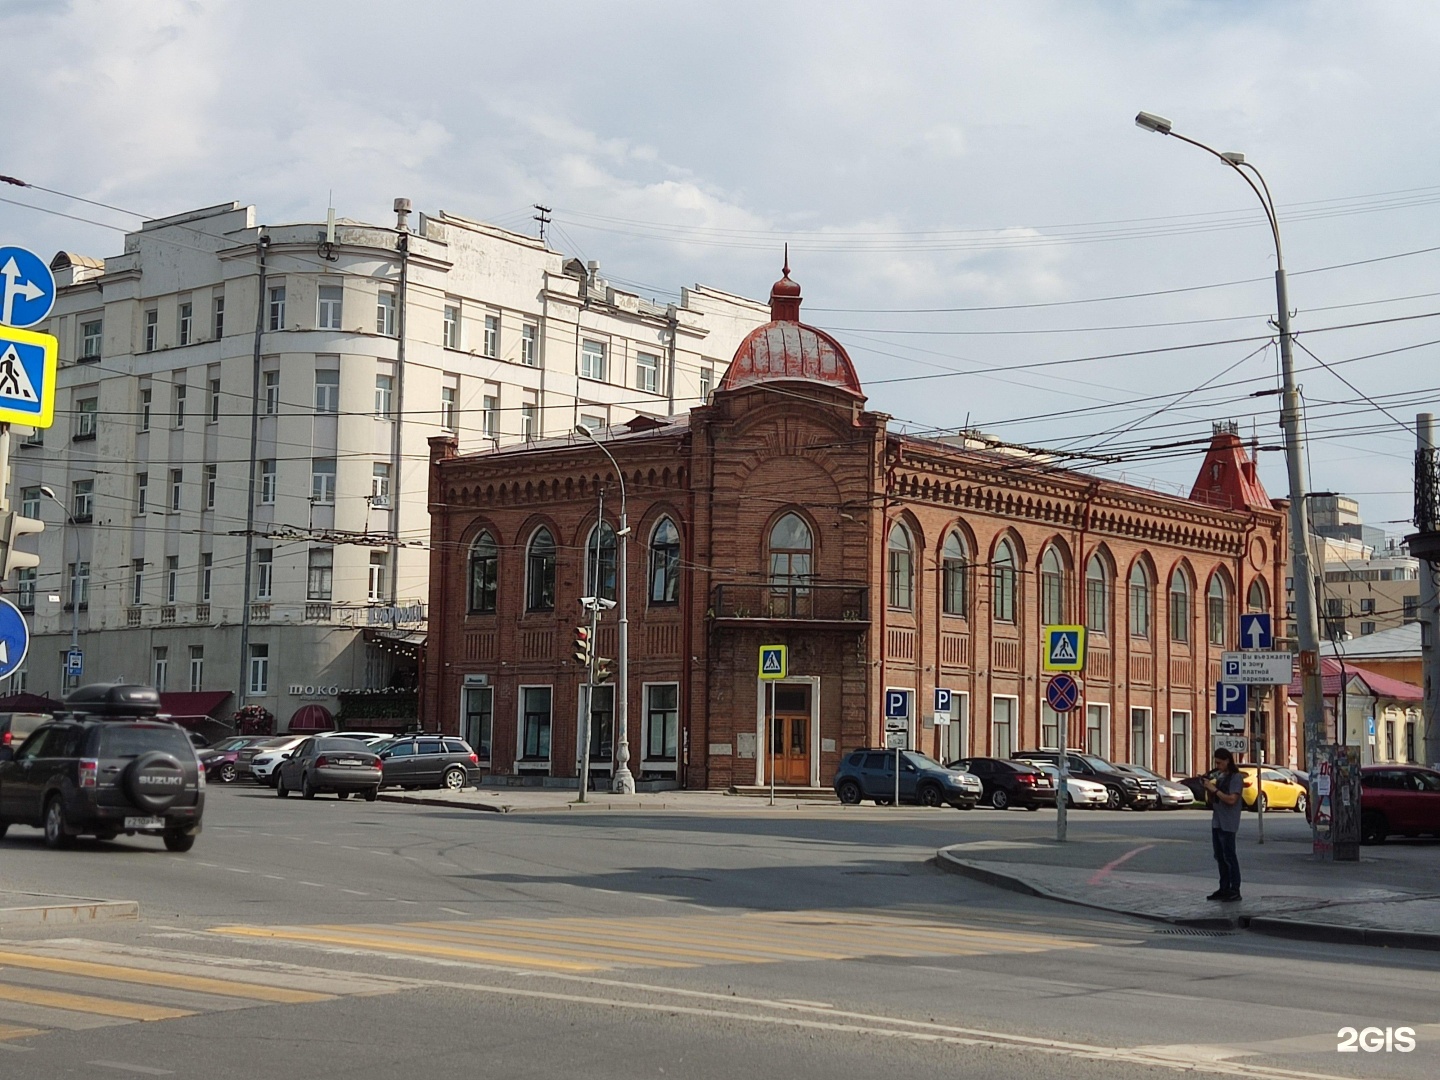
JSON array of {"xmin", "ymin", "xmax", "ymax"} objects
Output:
[{"xmin": 275, "ymin": 737, "xmax": 383, "ymax": 800}]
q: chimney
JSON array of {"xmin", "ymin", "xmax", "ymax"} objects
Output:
[{"xmin": 393, "ymin": 197, "xmax": 412, "ymax": 232}]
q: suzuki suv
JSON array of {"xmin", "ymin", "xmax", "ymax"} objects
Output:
[{"xmin": 0, "ymin": 683, "xmax": 204, "ymax": 852}]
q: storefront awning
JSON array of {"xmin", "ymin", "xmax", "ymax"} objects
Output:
[
  {"xmin": 363, "ymin": 627, "xmax": 426, "ymax": 655},
  {"xmin": 159, "ymin": 691, "xmax": 232, "ymax": 720},
  {"xmin": 289, "ymin": 704, "xmax": 334, "ymax": 732}
]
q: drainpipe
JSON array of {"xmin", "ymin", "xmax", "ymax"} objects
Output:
[
  {"xmin": 237, "ymin": 232, "xmax": 268, "ymax": 709},
  {"xmin": 390, "ymin": 198, "xmax": 410, "ymax": 606},
  {"xmin": 665, "ymin": 303, "xmax": 679, "ymax": 416}
]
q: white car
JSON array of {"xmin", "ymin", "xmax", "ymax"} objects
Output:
[
  {"xmin": 1037, "ymin": 765, "xmax": 1109, "ymax": 809},
  {"xmin": 250, "ymin": 736, "xmax": 307, "ymax": 786},
  {"xmin": 330, "ymin": 731, "xmax": 389, "ymax": 744}
]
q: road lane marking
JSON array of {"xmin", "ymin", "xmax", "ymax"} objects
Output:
[
  {"xmin": 1087, "ymin": 844, "xmax": 1156, "ymax": 884},
  {"xmin": 0, "ymin": 950, "xmax": 333, "ymax": 1004},
  {"xmin": 87, "ymin": 1062, "xmax": 174, "ymax": 1076},
  {"xmin": 211, "ymin": 926, "xmax": 603, "ymax": 973},
  {"xmin": 0, "ymin": 1023, "xmax": 44, "ymax": 1041},
  {"xmin": 0, "ymin": 985, "xmax": 194, "ymax": 1022}
]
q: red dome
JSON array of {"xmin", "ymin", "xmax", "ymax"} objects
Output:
[{"xmin": 717, "ymin": 260, "xmax": 865, "ymax": 398}]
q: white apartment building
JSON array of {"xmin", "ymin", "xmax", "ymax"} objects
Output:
[{"xmin": 3, "ymin": 200, "xmax": 767, "ymax": 730}]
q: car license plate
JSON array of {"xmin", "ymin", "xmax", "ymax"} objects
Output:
[
  {"xmin": 124, "ymin": 816, "xmax": 164, "ymax": 830},
  {"xmin": 337, "ymin": 758, "xmax": 362, "ymax": 766}
]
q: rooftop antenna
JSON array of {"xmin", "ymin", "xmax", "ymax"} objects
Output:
[
  {"xmin": 533, "ymin": 204, "xmax": 552, "ymax": 244},
  {"xmin": 318, "ymin": 190, "xmax": 338, "ymax": 261}
]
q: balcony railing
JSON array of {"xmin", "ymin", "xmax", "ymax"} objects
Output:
[{"xmin": 712, "ymin": 583, "xmax": 867, "ymax": 623}]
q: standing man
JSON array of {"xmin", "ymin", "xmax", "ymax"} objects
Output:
[{"xmin": 1205, "ymin": 748, "xmax": 1245, "ymax": 902}]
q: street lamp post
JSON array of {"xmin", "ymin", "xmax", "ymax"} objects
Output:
[
  {"xmin": 1135, "ymin": 111, "xmax": 1344, "ymax": 859},
  {"xmin": 38, "ymin": 485, "xmax": 79, "ymax": 673},
  {"xmin": 576, "ymin": 425, "xmax": 635, "ymax": 795}
]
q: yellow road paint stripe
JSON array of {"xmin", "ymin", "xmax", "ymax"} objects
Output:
[
  {"xmin": 0, "ymin": 950, "xmax": 332, "ymax": 1005},
  {"xmin": 0, "ymin": 1023, "xmax": 46, "ymax": 1041},
  {"xmin": 401, "ymin": 922, "xmax": 844, "ymax": 964},
  {"xmin": 0, "ymin": 984, "xmax": 194, "ymax": 1022},
  {"xmin": 355, "ymin": 925, "xmax": 696, "ymax": 968},
  {"xmin": 211, "ymin": 926, "xmax": 603, "ymax": 973},
  {"xmin": 485, "ymin": 917, "xmax": 853, "ymax": 960}
]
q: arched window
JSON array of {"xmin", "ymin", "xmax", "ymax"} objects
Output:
[
  {"xmin": 648, "ymin": 517, "xmax": 680, "ymax": 605},
  {"xmin": 769, "ymin": 512, "xmax": 812, "ymax": 617},
  {"xmin": 586, "ymin": 522, "xmax": 617, "ymax": 601},
  {"xmin": 942, "ymin": 532, "xmax": 968, "ymax": 617},
  {"xmin": 1208, "ymin": 575, "xmax": 1230, "ymax": 646},
  {"xmin": 1169, "ymin": 568, "xmax": 1190, "ymax": 644},
  {"xmin": 1085, "ymin": 554, "xmax": 1109, "ymax": 634},
  {"xmin": 887, "ymin": 523, "xmax": 913, "ymax": 610},
  {"xmin": 993, "ymin": 540, "xmax": 1017, "ymax": 623},
  {"xmin": 1247, "ymin": 578, "xmax": 1269, "ymax": 613},
  {"xmin": 525, "ymin": 528, "xmax": 556, "ymax": 612},
  {"xmin": 1040, "ymin": 546, "xmax": 1066, "ymax": 626},
  {"xmin": 467, "ymin": 531, "xmax": 498, "ymax": 614},
  {"xmin": 1129, "ymin": 563, "xmax": 1151, "ymax": 639}
]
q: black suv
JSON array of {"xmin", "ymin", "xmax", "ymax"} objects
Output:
[
  {"xmin": 0, "ymin": 683, "xmax": 204, "ymax": 851},
  {"xmin": 1012, "ymin": 750, "xmax": 1157, "ymax": 810}
]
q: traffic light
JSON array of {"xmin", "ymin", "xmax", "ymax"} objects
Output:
[
  {"xmin": 594, "ymin": 656, "xmax": 613, "ymax": 683},
  {"xmin": 0, "ymin": 511, "xmax": 43, "ymax": 580},
  {"xmin": 574, "ymin": 626, "xmax": 593, "ymax": 667}
]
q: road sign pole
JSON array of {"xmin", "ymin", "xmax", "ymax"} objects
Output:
[{"xmin": 768, "ymin": 680, "xmax": 775, "ymax": 807}]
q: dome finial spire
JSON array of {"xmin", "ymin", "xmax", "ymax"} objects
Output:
[{"xmin": 782, "ymin": 242, "xmax": 789, "ymax": 278}]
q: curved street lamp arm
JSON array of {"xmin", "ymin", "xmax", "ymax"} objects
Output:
[{"xmin": 1165, "ymin": 130, "xmax": 1283, "ymax": 266}]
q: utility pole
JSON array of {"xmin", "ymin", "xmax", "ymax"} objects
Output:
[
  {"xmin": 533, "ymin": 205, "xmax": 551, "ymax": 245},
  {"xmin": 1408, "ymin": 412, "xmax": 1440, "ymax": 768}
]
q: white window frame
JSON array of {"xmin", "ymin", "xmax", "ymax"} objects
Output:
[
  {"xmin": 208, "ymin": 377, "xmax": 221, "ymax": 423},
  {"xmin": 248, "ymin": 644, "xmax": 269, "ymax": 695},
  {"xmin": 153, "ymin": 647, "xmax": 168, "ymax": 691},
  {"xmin": 212, "ymin": 295, "xmax": 225, "ymax": 338},
  {"xmin": 1129, "ymin": 706, "xmax": 1152, "ymax": 769},
  {"xmin": 256, "ymin": 549, "xmax": 273, "ymax": 600},
  {"xmin": 169, "ymin": 468, "xmax": 183, "ymax": 512},
  {"xmin": 80, "ymin": 318, "xmax": 102, "ymax": 359},
  {"xmin": 307, "ymin": 548, "xmax": 334, "ymax": 601},
  {"xmin": 73, "ymin": 479, "xmax": 94, "ymax": 521},
  {"xmin": 580, "ymin": 339, "xmax": 607, "ymax": 381},
  {"xmin": 482, "ymin": 394, "xmax": 498, "ymax": 438},
  {"xmin": 483, "ymin": 313, "xmax": 500, "ymax": 358},
  {"xmin": 699, "ymin": 366, "xmax": 714, "ymax": 400},
  {"xmin": 144, "ymin": 309, "xmax": 158, "ymax": 352},
  {"xmin": 311, "ymin": 459, "xmax": 337, "ymax": 504},
  {"xmin": 314, "ymin": 369, "xmax": 339, "ymax": 413},
  {"xmin": 375, "ymin": 373, "xmax": 394, "ymax": 418},
  {"xmin": 440, "ymin": 384, "xmax": 457, "ymax": 431},
  {"xmin": 173, "ymin": 383, "xmax": 187, "ymax": 428},
  {"xmin": 140, "ymin": 388, "xmax": 152, "ymax": 431},
  {"xmin": 165, "ymin": 555, "xmax": 179, "ymax": 604},
  {"xmin": 263, "ymin": 370, "xmax": 280, "ymax": 415},
  {"xmin": 260, "ymin": 460, "xmax": 276, "ymax": 505},
  {"xmin": 268, "ymin": 286, "xmax": 286, "ymax": 331},
  {"xmin": 521, "ymin": 323, "xmax": 538, "ymax": 366},
  {"xmin": 206, "ymin": 463, "xmax": 219, "ymax": 509},
  {"xmin": 939, "ymin": 690, "xmax": 970, "ymax": 764},
  {"xmin": 189, "ymin": 646, "xmax": 204, "ymax": 693},
  {"xmin": 200, "ymin": 553, "xmax": 213, "ymax": 603},
  {"xmin": 75, "ymin": 397, "xmax": 98, "ymax": 438},
  {"xmin": 135, "ymin": 472, "xmax": 148, "ymax": 516},
  {"xmin": 367, "ymin": 550, "xmax": 388, "ymax": 602},
  {"xmin": 131, "ymin": 559, "xmax": 144, "ymax": 606},
  {"xmin": 178, "ymin": 302, "xmax": 192, "ymax": 346},
  {"xmin": 376, "ymin": 291, "xmax": 396, "ymax": 336},
  {"xmin": 21, "ymin": 486, "xmax": 41, "ymax": 518},
  {"xmin": 317, "ymin": 284, "xmax": 343, "ymax": 330},
  {"xmin": 636, "ymin": 352, "xmax": 660, "ymax": 394},
  {"xmin": 371, "ymin": 462, "xmax": 392, "ymax": 504},
  {"xmin": 443, "ymin": 303, "xmax": 460, "ymax": 349}
]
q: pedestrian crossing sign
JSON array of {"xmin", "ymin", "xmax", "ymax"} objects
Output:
[
  {"xmin": 1042, "ymin": 625, "xmax": 1086, "ymax": 671},
  {"xmin": 758, "ymin": 644, "xmax": 788, "ymax": 680},
  {"xmin": 0, "ymin": 324, "xmax": 57, "ymax": 427}
]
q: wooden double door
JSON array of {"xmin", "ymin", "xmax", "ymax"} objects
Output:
[{"xmin": 767, "ymin": 684, "xmax": 812, "ymax": 786}]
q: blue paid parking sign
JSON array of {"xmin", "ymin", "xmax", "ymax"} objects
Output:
[
  {"xmin": 885, "ymin": 688, "xmax": 912, "ymax": 720},
  {"xmin": 0, "ymin": 246, "xmax": 57, "ymax": 329},
  {"xmin": 0, "ymin": 598, "xmax": 31, "ymax": 680},
  {"xmin": 1215, "ymin": 681, "xmax": 1247, "ymax": 716}
]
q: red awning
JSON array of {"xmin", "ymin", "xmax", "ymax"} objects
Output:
[
  {"xmin": 289, "ymin": 704, "xmax": 334, "ymax": 732},
  {"xmin": 158, "ymin": 691, "xmax": 232, "ymax": 719}
]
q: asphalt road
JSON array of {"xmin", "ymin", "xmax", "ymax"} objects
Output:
[{"xmin": 1, "ymin": 788, "xmax": 1437, "ymax": 1080}]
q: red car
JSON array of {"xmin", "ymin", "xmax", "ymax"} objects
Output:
[{"xmin": 1358, "ymin": 765, "xmax": 1440, "ymax": 844}]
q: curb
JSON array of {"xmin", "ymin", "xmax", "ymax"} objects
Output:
[
  {"xmin": 376, "ymin": 793, "xmax": 506, "ymax": 813},
  {"xmin": 935, "ymin": 847, "xmax": 1440, "ymax": 948},
  {"xmin": 0, "ymin": 899, "xmax": 139, "ymax": 926},
  {"xmin": 934, "ymin": 848, "xmax": 1238, "ymax": 930}
]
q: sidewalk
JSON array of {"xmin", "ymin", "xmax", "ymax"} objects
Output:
[
  {"xmin": 377, "ymin": 785, "xmax": 839, "ymax": 814},
  {"xmin": 0, "ymin": 890, "xmax": 138, "ymax": 925},
  {"xmin": 936, "ymin": 821, "xmax": 1440, "ymax": 950}
]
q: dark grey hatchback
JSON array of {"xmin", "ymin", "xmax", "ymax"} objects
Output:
[{"xmin": 0, "ymin": 685, "xmax": 204, "ymax": 851}]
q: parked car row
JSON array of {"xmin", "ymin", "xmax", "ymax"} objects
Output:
[
  {"xmin": 1304, "ymin": 764, "xmax": 1440, "ymax": 843},
  {"xmin": 235, "ymin": 731, "xmax": 482, "ymax": 798}
]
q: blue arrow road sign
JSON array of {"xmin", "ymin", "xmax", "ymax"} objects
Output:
[
  {"xmin": 0, "ymin": 598, "xmax": 31, "ymax": 680},
  {"xmin": 1216, "ymin": 681, "xmax": 1247, "ymax": 716},
  {"xmin": 1045, "ymin": 674, "xmax": 1081, "ymax": 713},
  {"xmin": 1239, "ymin": 613, "xmax": 1272, "ymax": 650},
  {"xmin": 885, "ymin": 688, "xmax": 912, "ymax": 719},
  {"xmin": 0, "ymin": 246, "xmax": 56, "ymax": 329},
  {"xmin": 65, "ymin": 647, "xmax": 83, "ymax": 678}
]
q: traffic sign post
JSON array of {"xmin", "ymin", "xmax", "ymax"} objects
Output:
[
  {"xmin": 0, "ymin": 246, "xmax": 56, "ymax": 329},
  {"xmin": 1042, "ymin": 625, "xmax": 1086, "ymax": 671},
  {"xmin": 758, "ymin": 645, "xmax": 788, "ymax": 806},
  {"xmin": 65, "ymin": 647, "xmax": 82, "ymax": 679},
  {"xmin": 1044, "ymin": 674, "xmax": 1081, "ymax": 842},
  {"xmin": 0, "ymin": 598, "xmax": 31, "ymax": 680},
  {"xmin": 884, "ymin": 689, "xmax": 913, "ymax": 805}
]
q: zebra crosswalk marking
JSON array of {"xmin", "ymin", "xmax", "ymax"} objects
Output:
[
  {"xmin": 0, "ymin": 950, "xmax": 331, "ymax": 1005},
  {"xmin": 0, "ymin": 984, "xmax": 194, "ymax": 1023},
  {"xmin": 211, "ymin": 909, "xmax": 1100, "ymax": 973}
]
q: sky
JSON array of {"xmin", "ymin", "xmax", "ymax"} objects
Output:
[{"xmin": 2, "ymin": 0, "xmax": 1437, "ymax": 536}]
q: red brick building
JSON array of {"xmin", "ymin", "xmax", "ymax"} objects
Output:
[{"xmin": 423, "ymin": 265, "xmax": 1289, "ymax": 789}]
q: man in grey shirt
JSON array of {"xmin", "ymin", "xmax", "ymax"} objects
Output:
[{"xmin": 1205, "ymin": 748, "xmax": 1245, "ymax": 901}]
